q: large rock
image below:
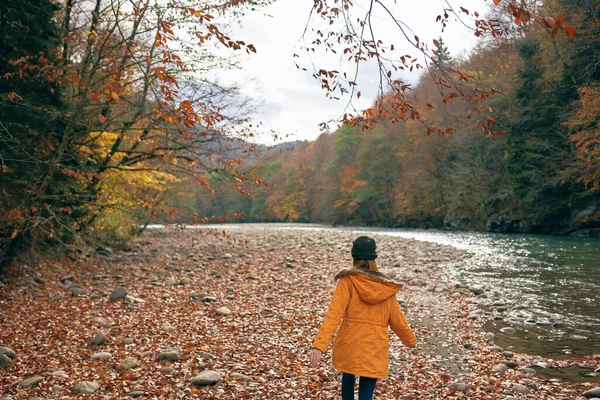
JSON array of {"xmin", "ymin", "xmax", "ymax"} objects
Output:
[
  {"xmin": 110, "ymin": 287, "xmax": 127, "ymax": 301},
  {"xmin": 583, "ymin": 388, "xmax": 600, "ymax": 398},
  {"xmin": 191, "ymin": 370, "xmax": 221, "ymax": 386},
  {"xmin": 20, "ymin": 376, "xmax": 44, "ymax": 388},
  {"xmin": 72, "ymin": 381, "xmax": 99, "ymax": 394}
]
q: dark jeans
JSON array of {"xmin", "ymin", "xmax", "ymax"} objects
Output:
[{"xmin": 341, "ymin": 373, "xmax": 377, "ymax": 400}]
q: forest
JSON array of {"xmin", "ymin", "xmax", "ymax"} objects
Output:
[
  {"xmin": 1, "ymin": 0, "xmax": 599, "ymax": 270},
  {"xmin": 180, "ymin": 0, "xmax": 600, "ymax": 237}
]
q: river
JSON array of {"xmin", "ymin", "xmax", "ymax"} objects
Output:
[{"xmin": 272, "ymin": 224, "xmax": 600, "ymax": 359}]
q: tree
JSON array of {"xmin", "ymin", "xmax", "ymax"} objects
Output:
[
  {"xmin": 503, "ymin": 38, "xmax": 573, "ymax": 228},
  {"xmin": 433, "ymin": 37, "xmax": 453, "ymax": 70},
  {"xmin": 0, "ymin": 0, "xmax": 272, "ymax": 268},
  {"xmin": 302, "ymin": 0, "xmax": 577, "ymax": 136},
  {"xmin": 0, "ymin": 0, "xmax": 72, "ymax": 267}
]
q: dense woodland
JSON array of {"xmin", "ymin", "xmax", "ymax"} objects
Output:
[
  {"xmin": 180, "ymin": 0, "xmax": 600, "ymax": 236},
  {"xmin": 1, "ymin": 0, "xmax": 598, "ymax": 270}
]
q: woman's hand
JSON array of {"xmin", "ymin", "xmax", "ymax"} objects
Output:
[{"xmin": 310, "ymin": 348, "xmax": 322, "ymax": 367}]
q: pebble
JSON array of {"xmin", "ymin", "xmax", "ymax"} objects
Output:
[
  {"xmin": 0, "ymin": 347, "xmax": 15, "ymax": 367},
  {"xmin": 71, "ymin": 287, "xmax": 87, "ymax": 296},
  {"xmin": 160, "ymin": 366, "xmax": 175, "ymax": 374},
  {"xmin": 117, "ymin": 357, "xmax": 139, "ymax": 371},
  {"xmin": 110, "ymin": 286, "xmax": 128, "ymax": 301},
  {"xmin": 447, "ymin": 382, "xmax": 469, "ymax": 392},
  {"xmin": 91, "ymin": 317, "xmax": 108, "ymax": 326},
  {"xmin": 191, "ymin": 370, "xmax": 221, "ymax": 386},
  {"xmin": 216, "ymin": 307, "xmax": 232, "ymax": 316},
  {"xmin": 583, "ymin": 388, "xmax": 600, "ymax": 398},
  {"xmin": 492, "ymin": 363, "xmax": 509, "ymax": 375},
  {"xmin": 230, "ymin": 373, "xmax": 252, "ymax": 381},
  {"xmin": 485, "ymin": 345, "xmax": 503, "ymax": 352},
  {"xmin": 519, "ymin": 367, "xmax": 537, "ymax": 375},
  {"xmin": 91, "ymin": 352, "xmax": 112, "ymax": 360},
  {"xmin": 157, "ymin": 348, "xmax": 180, "ymax": 362},
  {"xmin": 512, "ymin": 383, "xmax": 531, "ymax": 394},
  {"xmin": 500, "ymin": 327, "xmax": 516, "ymax": 334},
  {"xmin": 89, "ymin": 331, "xmax": 107, "ymax": 346},
  {"xmin": 72, "ymin": 381, "xmax": 99, "ymax": 394},
  {"xmin": 19, "ymin": 376, "xmax": 44, "ymax": 388},
  {"xmin": 125, "ymin": 390, "xmax": 146, "ymax": 398},
  {"xmin": 0, "ymin": 354, "xmax": 11, "ymax": 368},
  {"xmin": 50, "ymin": 370, "xmax": 68, "ymax": 377}
]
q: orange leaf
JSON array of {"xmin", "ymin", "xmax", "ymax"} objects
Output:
[
  {"xmin": 564, "ymin": 24, "xmax": 576, "ymax": 38},
  {"xmin": 11, "ymin": 231, "xmax": 17, "ymax": 239},
  {"xmin": 98, "ymin": 115, "xmax": 106, "ymax": 124},
  {"xmin": 110, "ymin": 92, "xmax": 119, "ymax": 101},
  {"xmin": 7, "ymin": 91, "xmax": 23, "ymax": 101}
]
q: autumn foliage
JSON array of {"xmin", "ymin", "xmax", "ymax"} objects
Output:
[
  {"xmin": 0, "ymin": 0, "xmax": 270, "ymax": 268},
  {"xmin": 186, "ymin": 0, "xmax": 600, "ymax": 235}
]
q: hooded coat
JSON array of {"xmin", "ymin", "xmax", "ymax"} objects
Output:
[{"xmin": 312, "ymin": 268, "xmax": 416, "ymax": 379}]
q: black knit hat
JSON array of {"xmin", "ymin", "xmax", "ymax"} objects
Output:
[{"xmin": 351, "ymin": 236, "xmax": 378, "ymax": 260}]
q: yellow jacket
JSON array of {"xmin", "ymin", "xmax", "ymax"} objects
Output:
[{"xmin": 312, "ymin": 268, "xmax": 416, "ymax": 379}]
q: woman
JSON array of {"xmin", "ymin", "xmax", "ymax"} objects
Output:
[{"xmin": 310, "ymin": 236, "xmax": 416, "ymax": 400}]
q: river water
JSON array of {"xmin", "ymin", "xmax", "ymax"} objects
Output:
[{"xmin": 275, "ymin": 224, "xmax": 600, "ymax": 359}]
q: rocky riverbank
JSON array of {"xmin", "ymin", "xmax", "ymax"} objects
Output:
[{"xmin": 0, "ymin": 224, "xmax": 599, "ymax": 399}]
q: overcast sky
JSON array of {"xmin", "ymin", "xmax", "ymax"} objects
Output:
[{"xmin": 222, "ymin": 0, "xmax": 492, "ymax": 144}]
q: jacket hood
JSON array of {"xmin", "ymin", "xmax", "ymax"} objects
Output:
[{"xmin": 334, "ymin": 268, "xmax": 402, "ymax": 304}]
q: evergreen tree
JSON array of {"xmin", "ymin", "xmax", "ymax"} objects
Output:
[
  {"xmin": 433, "ymin": 37, "xmax": 453, "ymax": 70},
  {"xmin": 0, "ymin": 0, "xmax": 75, "ymax": 268},
  {"xmin": 504, "ymin": 39, "xmax": 572, "ymax": 229}
]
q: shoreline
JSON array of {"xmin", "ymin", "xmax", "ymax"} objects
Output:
[{"xmin": 0, "ymin": 224, "xmax": 598, "ymax": 399}]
